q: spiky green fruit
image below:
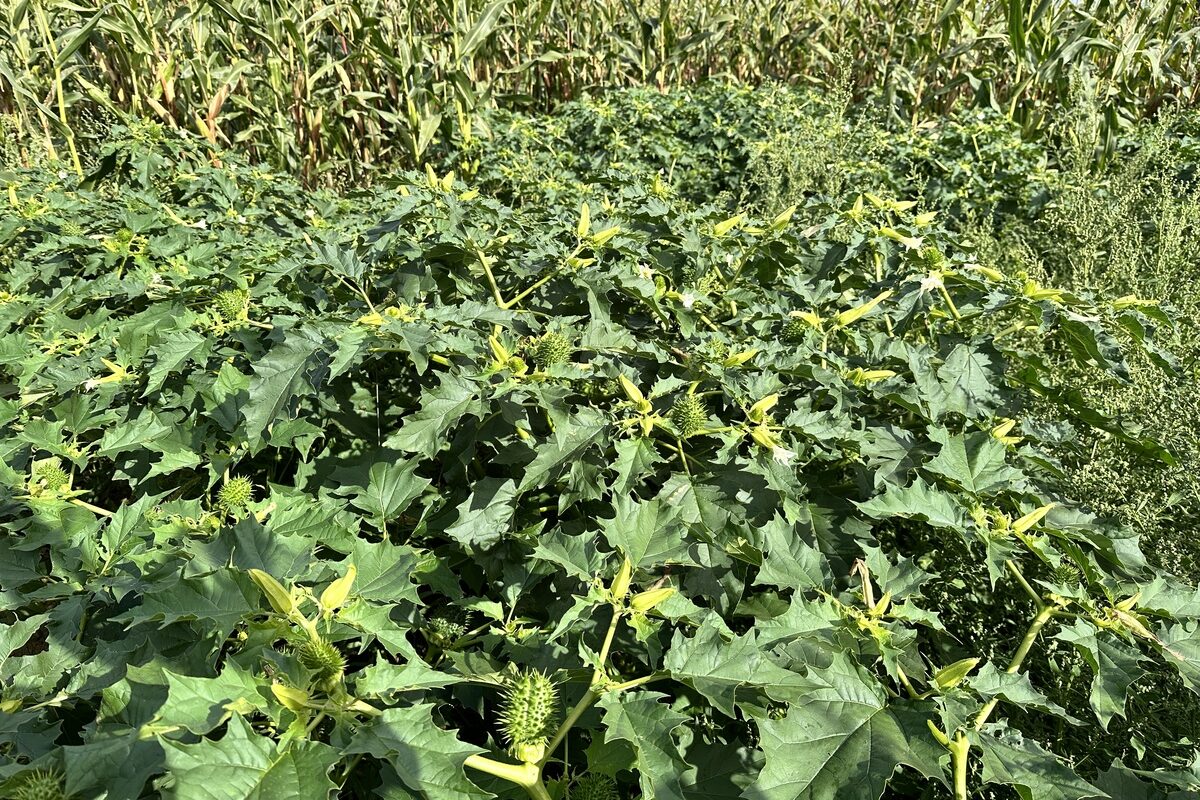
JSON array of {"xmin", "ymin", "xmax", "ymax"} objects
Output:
[
  {"xmin": 213, "ymin": 288, "xmax": 249, "ymax": 320},
  {"xmin": 670, "ymin": 394, "xmax": 706, "ymax": 437},
  {"xmin": 782, "ymin": 317, "xmax": 807, "ymax": 344},
  {"xmin": 59, "ymin": 220, "xmax": 84, "ymax": 237},
  {"xmin": 571, "ymin": 774, "xmax": 618, "ymax": 800},
  {"xmin": 532, "ymin": 332, "xmax": 572, "ymax": 370},
  {"xmin": 217, "ymin": 477, "xmax": 253, "ymax": 513},
  {"xmin": 916, "ymin": 245, "xmax": 945, "ymax": 270},
  {"xmin": 426, "ymin": 607, "xmax": 468, "ymax": 645},
  {"xmin": 296, "ymin": 637, "xmax": 346, "ymax": 686},
  {"xmin": 34, "ymin": 463, "xmax": 69, "ymax": 492},
  {"xmin": 500, "ymin": 670, "xmax": 557, "ymax": 762},
  {"xmin": 12, "ymin": 768, "xmax": 67, "ymax": 800},
  {"xmin": 1051, "ymin": 563, "xmax": 1081, "ymax": 587}
]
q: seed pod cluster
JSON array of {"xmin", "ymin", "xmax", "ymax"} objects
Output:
[
  {"xmin": 532, "ymin": 332, "xmax": 572, "ymax": 369},
  {"xmin": 499, "ymin": 669, "xmax": 557, "ymax": 762},
  {"xmin": 670, "ymin": 394, "xmax": 706, "ymax": 437},
  {"xmin": 217, "ymin": 477, "xmax": 253, "ymax": 514},
  {"xmin": 916, "ymin": 245, "xmax": 946, "ymax": 270}
]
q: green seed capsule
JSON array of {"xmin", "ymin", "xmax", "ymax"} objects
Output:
[
  {"xmin": 916, "ymin": 245, "xmax": 945, "ymax": 270},
  {"xmin": 572, "ymin": 774, "xmax": 619, "ymax": 800},
  {"xmin": 426, "ymin": 607, "xmax": 469, "ymax": 645},
  {"xmin": 781, "ymin": 317, "xmax": 807, "ymax": 344},
  {"xmin": 213, "ymin": 288, "xmax": 249, "ymax": 320},
  {"xmin": 295, "ymin": 637, "xmax": 346, "ymax": 685},
  {"xmin": 532, "ymin": 332, "xmax": 572, "ymax": 369},
  {"xmin": 217, "ymin": 477, "xmax": 253, "ymax": 513},
  {"xmin": 34, "ymin": 463, "xmax": 70, "ymax": 492},
  {"xmin": 12, "ymin": 768, "xmax": 67, "ymax": 800},
  {"xmin": 1051, "ymin": 563, "xmax": 1081, "ymax": 587},
  {"xmin": 670, "ymin": 394, "xmax": 706, "ymax": 438},
  {"xmin": 500, "ymin": 669, "xmax": 557, "ymax": 762}
]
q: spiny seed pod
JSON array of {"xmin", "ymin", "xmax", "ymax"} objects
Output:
[
  {"xmin": 59, "ymin": 220, "xmax": 84, "ymax": 237},
  {"xmin": 1052, "ymin": 563, "xmax": 1081, "ymax": 587},
  {"xmin": 916, "ymin": 245, "xmax": 946, "ymax": 270},
  {"xmin": 213, "ymin": 288, "xmax": 249, "ymax": 320},
  {"xmin": 572, "ymin": 774, "xmax": 619, "ymax": 800},
  {"xmin": 781, "ymin": 317, "xmax": 808, "ymax": 344},
  {"xmin": 499, "ymin": 670, "xmax": 557, "ymax": 762},
  {"xmin": 12, "ymin": 768, "xmax": 67, "ymax": 800},
  {"xmin": 670, "ymin": 394, "xmax": 706, "ymax": 438},
  {"xmin": 532, "ymin": 332, "xmax": 572, "ymax": 370},
  {"xmin": 295, "ymin": 637, "xmax": 346, "ymax": 685},
  {"xmin": 426, "ymin": 607, "xmax": 469, "ymax": 645},
  {"xmin": 34, "ymin": 463, "xmax": 70, "ymax": 492},
  {"xmin": 217, "ymin": 477, "xmax": 253, "ymax": 513}
]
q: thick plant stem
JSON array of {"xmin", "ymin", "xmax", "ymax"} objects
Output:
[
  {"xmin": 949, "ymin": 732, "xmax": 970, "ymax": 800},
  {"xmin": 463, "ymin": 755, "xmax": 542, "ymax": 795},
  {"xmin": 973, "ymin": 603, "xmax": 1057, "ymax": 730}
]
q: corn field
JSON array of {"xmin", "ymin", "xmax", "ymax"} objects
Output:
[{"xmin": 2, "ymin": 0, "xmax": 1199, "ymax": 184}]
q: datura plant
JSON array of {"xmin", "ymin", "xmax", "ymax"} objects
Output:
[{"xmin": 0, "ymin": 127, "xmax": 1197, "ymax": 800}]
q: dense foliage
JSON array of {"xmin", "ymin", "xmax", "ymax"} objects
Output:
[{"xmin": 2, "ymin": 119, "xmax": 1199, "ymax": 800}]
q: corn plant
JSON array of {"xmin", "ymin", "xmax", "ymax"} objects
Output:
[{"xmin": 3, "ymin": 0, "xmax": 1199, "ymax": 183}]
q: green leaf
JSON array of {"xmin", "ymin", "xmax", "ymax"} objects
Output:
[
  {"xmin": 386, "ymin": 374, "xmax": 481, "ymax": 457},
  {"xmin": 343, "ymin": 459, "xmax": 431, "ymax": 525},
  {"xmin": 162, "ymin": 716, "xmax": 340, "ymax": 800},
  {"xmin": 444, "ymin": 477, "xmax": 518, "ymax": 549},
  {"xmin": 666, "ymin": 619, "xmax": 819, "ymax": 716},
  {"xmin": 971, "ymin": 726, "xmax": 1108, "ymax": 800},
  {"xmin": 744, "ymin": 654, "xmax": 944, "ymax": 800},
  {"xmin": 858, "ymin": 479, "xmax": 967, "ymax": 531},
  {"xmin": 597, "ymin": 691, "xmax": 692, "ymax": 800},
  {"xmin": 243, "ymin": 329, "xmax": 324, "ymax": 444},
  {"xmin": 1055, "ymin": 620, "xmax": 1146, "ymax": 728},
  {"xmin": 347, "ymin": 705, "xmax": 488, "ymax": 800},
  {"xmin": 923, "ymin": 428, "xmax": 1023, "ymax": 495},
  {"xmin": 600, "ymin": 495, "xmax": 691, "ymax": 568},
  {"xmin": 754, "ymin": 515, "xmax": 829, "ymax": 591}
]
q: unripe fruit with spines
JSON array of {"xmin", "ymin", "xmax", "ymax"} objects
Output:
[
  {"xmin": 572, "ymin": 774, "xmax": 619, "ymax": 800},
  {"xmin": 295, "ymin": 637, "xmax": 346, "ymax": 687},
  {"xmin": 34, "ymin": 463, "xmax": 69, "ymax": 492},
  {"xmin": 213, "ymin": 288, "xmax": 249, "ymax": 320},
  {"xmin": 782, "ymin": 317, "xmax": 807, "ymax": 344},
  {"xmin": 916, "ymin": 245, "xmax": 945, "ymax": 270},
  {"xmin": 670, "ymin": 394, "xmax": 706, "ymax": 437},
  {"xmin": 499, "ymin": 669, "xmax": 557, "ymax": 762},
  {"xmin": 12, "ymin": 768, "xmax": 67, "ymax": 800},
  {"xmin": 217, "ymin": 477, "xmax": 253, "ymax": 513},
  {"xmin": 1052, "ymin": 563, "xmax": 1081, "ymax": 587},
  {"xmin": 426, "ymin": 607, "xmax": 469, "ymax": 645},
  {"xmin": 532, "ymin": 332, "xmax": 572, "ymax": 370},
  {"xmin": 59, "ymin": 220, "xmax": 84, "ymax": 237}
]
